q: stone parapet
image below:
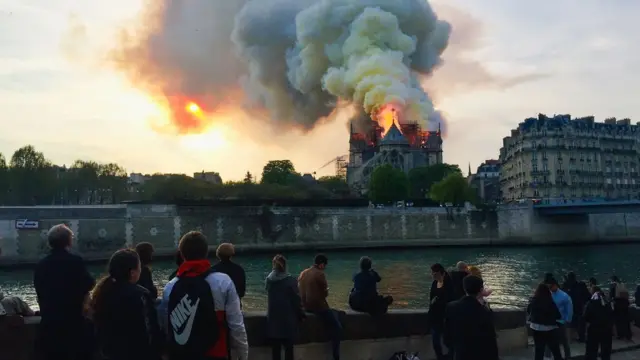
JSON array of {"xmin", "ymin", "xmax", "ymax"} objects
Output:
[{"xmin": 0, "ymin": 309, "xmax": 528, "ymax": 360}]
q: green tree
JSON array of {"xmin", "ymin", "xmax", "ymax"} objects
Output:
[
  {"xmin": 243, "ymin": 171, "xmax": 254, "ymax": 184},
  {"xmin": 9, "ymin": 145, "xmax": 55, "ymax": 205},
  {"xmin": 98, "ymin": 163, "xmax": 128, "ymax": 204},
  {"xmin": 408, "ymin": 163, "xmax": 462, "ymax": 198},
  {"xmin": 429, "ymin": 172, "xmax": 473, "ymax": 206},
  {"xmin": 0, "ymin": 153, "xmax": 7, "ymax": 204},
  {"xmin": 317, "ymin": 175, "xmax": 350, "ymax": 197},
  {"xmin": 368, "ymin": 164, "xmax": 408, "ymax": 204},
  {"xmin": 261, "ymin": 160, "xmax": 298, "ymax": 186}
]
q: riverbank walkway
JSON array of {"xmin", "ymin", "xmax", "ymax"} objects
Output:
[{"xmin": 503, "ymin": 334, "xmax": 639, "ymax": 359}]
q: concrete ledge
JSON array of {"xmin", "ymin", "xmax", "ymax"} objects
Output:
[{"xmin": 0, "ymin": 309, "xmax": 528, "ymax": 360}]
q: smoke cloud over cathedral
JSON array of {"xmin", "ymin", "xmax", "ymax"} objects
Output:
[{"xmin": 109, "ymin": 0, "xmax": 453, "ymax": 134}]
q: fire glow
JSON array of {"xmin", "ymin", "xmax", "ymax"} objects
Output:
[{"xmin": 375, "ymin": 104, "xmax": 400, "ymax": 134}]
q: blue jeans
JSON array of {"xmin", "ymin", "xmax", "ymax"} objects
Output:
[
  {"xmin": 311, "ymin": 309, "xmax": 342, "ymax": 360},
  {"xmin": 431, "ymin": 326, "xmax": 450, "ymax": 359}
]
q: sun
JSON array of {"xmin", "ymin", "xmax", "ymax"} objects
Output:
[{"xmin": 179, "ymin": 127, "xmax": 228, "ymax": 151}]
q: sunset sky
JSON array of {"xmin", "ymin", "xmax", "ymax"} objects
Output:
[{"xmin": 1, "ymin": 0, "xmax": 638, "ymax": 181}]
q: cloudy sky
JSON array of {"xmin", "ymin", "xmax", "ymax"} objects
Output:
[{"xmin": 1, "ymin": 0, "xmax": 638, "ymax": 181}]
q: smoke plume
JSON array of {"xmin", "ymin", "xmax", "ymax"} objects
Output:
[{"xmin": 110, "ymin": 0, "xmax": 453, "ymax": 134}]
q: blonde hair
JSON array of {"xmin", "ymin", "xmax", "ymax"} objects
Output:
[{"xmin": 468, "ymin": 265, "xmax": 482, "ymax": 278}]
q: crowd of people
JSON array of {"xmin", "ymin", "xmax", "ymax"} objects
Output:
[{"xmin": 0, "ymin": 223, "xmax": 637, "ymax": 360}]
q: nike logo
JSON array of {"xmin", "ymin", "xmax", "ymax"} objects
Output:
[{"xmin": 170, "ymin": 294, "xmax": 201, "ymax": 345}]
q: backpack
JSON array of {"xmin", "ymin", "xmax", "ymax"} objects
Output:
[{"xmin": 167, "ymin": 269, "xmax": 219, "ymax": 359}]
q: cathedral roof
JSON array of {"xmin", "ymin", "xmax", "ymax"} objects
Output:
[{"xmin": 380, "ymin": 122, "xmax": 409, "ymax": 146}]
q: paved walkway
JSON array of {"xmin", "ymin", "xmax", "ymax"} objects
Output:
[{"xmin": 501, "ymin": 335, "xmax": 639, "ymax": 360}]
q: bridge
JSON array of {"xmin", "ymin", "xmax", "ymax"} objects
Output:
[{"xmin": 533, "ymin": 199, "xmax": 640, "ymax": 215}]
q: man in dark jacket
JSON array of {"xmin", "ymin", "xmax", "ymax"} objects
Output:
[
  {"xmin": 33, "ymin": 224, "xmax": 95, "ymax": 360},
  {"xmin": 449, "ymin": 261, "xmax": 468, "ymax": 301},
  {"xmin": 444, "ymin": 275, "xmax": 499, "ymax": 360},
  {"xmin": 562, "ymin": 272, "xmax": 590, "ymax": 342},
  {"xmin": 211, "ymin": 243, "xmax": 246, "ymax": 300}
]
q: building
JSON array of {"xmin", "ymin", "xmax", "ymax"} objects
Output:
[
  {"xmin": 193, "ymin": 171, "xmax": 222, "ymax": 184},
  {"xmin": 469, "ymin": 160, "xmax": 501, "ymax": 204},
  {"xmin": 346, "ymin": 120, "xmax": 443, "ymax": 193},
  {"xmin": 499, "ymin": 114, "xmax": 640, "ymax": 203}
]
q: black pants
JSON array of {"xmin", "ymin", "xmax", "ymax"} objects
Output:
[
  {"xmin": 271, "ymin": 339, "xmax": 294, "ymax": 360},
  {"xmin": 574, "ymin": 313, "xmax": 586, "ymax": 341},
  {"xmin": 585, "ymin": 329, "xmax": 612, "ymax": 360},
  {"xmin": 311, "ymin": 309, "xmax": 342, "ymax": 360},
  {"xmin": 348, "ymin": 293, "xmax": 393, "ymax": 316},
  {"xmin": 532, "ymin": 329, "xmax": 563, "ymax": 360},
  {"xmin": 614, "ymin": 299, "xmax": 632, "ymax": 339}
]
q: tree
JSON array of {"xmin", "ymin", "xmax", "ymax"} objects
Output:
[
  {"xmin": 368, "ymin": 164, "xmax": 408, "ymax": 204},
  {"xmin": 0, "ymin": 153, "xmax": 7, "ymax": 204},
  {"xmin": 429, "ymin": 172, "xmax": 473, "ymax": 206},
  {"xmin": 317, "ymin": 176, "xmax": 350, "ymax": 197},
  {"xmin": 9, "ymin": 145, "xmax": 55, "ymax": 205},
  {"xmin": 261, "ymin": 160, "xmax": 298, "ymax": 186},
  {"xmin": 408, "ymin": 163, "xmax": 462, "ymax": 199},
  {"xmin": 98, "ymin": 163, "xmax": 128, "ymax": 204},
  {"xmin": 243, "ymin": 171, "xmax": 254, "ymax": 184}
]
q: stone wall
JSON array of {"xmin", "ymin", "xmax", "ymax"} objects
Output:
[
  {"xmin": 0, "ymin": 309, "xmax": 528, "ymax": 360},
  {"xmin": 0, "ymin": 205, "xmax": 498, "ymax": 265}
]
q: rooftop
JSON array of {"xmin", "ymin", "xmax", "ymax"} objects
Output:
[{"xmin": 380, "ymin": 122, "xmax": 409, "ymax": 146}]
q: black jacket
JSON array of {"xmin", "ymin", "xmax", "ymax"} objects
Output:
[
  {"xmin": 527, "ymin": 296, "xmax": 561, "ymax": 326},
  {"xmin": 449, "ymin": 271, "xmax": 467, "ymax": 300},
  {"xmin": 34, "ymin": 249, "xmax": 95, "ymax": 329},
  {"xmin": 444, "ymin": 296, "xmax": 499, "ymax": 360},
  {"xmin": 94, "ymin": 283, "xmax": 162, "ymax": 360},
  {"xmin": 265, "ymin": 270, "xmax": 305, "ymax": 340},
  {"xmin": 212, "ymin": 260, "xmax": 246, "ymax": 298},
  {"xmin": 428, "ymin": 277, "xmax": 455, "ymax": 327},
  {"xmin": 562, "ymin": 280, "xmax": 590, "ymax": 318},
  {"xmin": 584, "ymin": 294, "xmax": 613, "ymax": 332},
  {"xmin": 137, "ymin": 266, "xmax": 158, "ymax": 299}
]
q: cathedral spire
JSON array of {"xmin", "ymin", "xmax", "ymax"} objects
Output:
[{"xmin": 468, "ymin": 162, "xmax": 472, "ymax": 176}]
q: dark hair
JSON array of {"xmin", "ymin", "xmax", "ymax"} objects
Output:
[
  {"xmin": 135, "ymin": 242, "xmax": 154, "ymax": 266},
  {"xmin": 592, "ymin": 285, "xmax": 602, "ymax": 294},
  {"xmin": 359, "ymin": 256, "xmax": 372, "ymax": 271},
  {"xmin": 566, "ymin": 272, "xmax": 576, "ymax": 282},
  {"xmin": 91, "ymin": 249, "xmax": 141, "ymax": 318},
  {"xmin": 174, "ymin": 250, "xmax": 184, "ymax": 267},
  {"xmin": 430, "ymin": 263, "xmax": 445, "ymax": 274},
  {"xmin": 543, "ymin": 272, "xmax": 554, "ymax": 284},
  {"xmin": 545, "ymin": 276, "xmax": 559, "ymax": 286},
  {"xmin": 179, "ymin": 231, "xmax": 209, "ymax": 261},
  {"xmin": 314, "ymin": 254, "xmax": 328, "ymax": 266},
  {"xmin": 534, "ymin": 283, "xmax": 552, "ymax": 300},
  {"xmin": 611, "ymin": 275, "xmax": 620, "ymax": 283},
  {"xmin": 463, "ymin": 275, "xmax": 484, "ymax": 296},
  {"xmin": 589, "ymin": 277, "xmax": 597, "ymax": 286},
  {"xmin": 273, "ymin": 254, "xmax": 287, "ymax": 272},
  {"xmin": 47, "ymin": 224, "xmax": 73, "ymax": 250}
]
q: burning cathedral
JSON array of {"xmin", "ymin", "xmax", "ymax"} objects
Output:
[{"xmin": 346, "ymin": 113, "xmax": 443, "ymax": 194}]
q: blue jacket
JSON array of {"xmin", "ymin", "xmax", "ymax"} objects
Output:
[{"xmin": 552, "ymin": 289, "xmax": 573, "ymax": 324}]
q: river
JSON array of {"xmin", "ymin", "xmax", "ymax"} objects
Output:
[{"xmin": 1, "ymin": 243, "xmax": 638, "ymax": 311}]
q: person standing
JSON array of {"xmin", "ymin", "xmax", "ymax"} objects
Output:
[
  {"xmin": 449, "ymin": 261, "xmax": 468, "ymax": 301},
  {"xmin": 562, "ymin": 272, "xmax": 590, "ymax": 342},
  {"xmin": 348, "ymin": 256, "xmax": 393, "ymax": 315},
  {"xmin": 159, "ymin": 231, "xmax": 249, "ymax": 360},
  {"xmin": 609, "ymin": 275, "xmax": 631, "ymax": 340},
  {"xmin": 584, "ymin": 286, "xmax": 613, "ymax": 360},
  {"xmin": 212, "ymin": 243, "xmax": 246, "ymax": 302},
  {"xmin": 91, "ymin": 249, "xmax": 162, "ymax": 360},
  {"xmin": 265, "ymin": 254, "xmax": 305, "ymax": 360},
  {"xmin": 135, "ymin": 242, "xmax": 158, "ymax": 299},
  {"xmin": 428, "ymin": 263, "xmax": 454, "ymax": 360},
  {"xmin": 33, "ymin": 224, "xmax": 95, "ymax": 360},
  {"xmin": 298, "ymin": 254, "xmax": 342, "ymax": 360},
  {"xmin": 527, "ymin": 283, "xmax": 563, "ymax": 360},
  {"xmin": 546, "ymin": 277, "xmax": 573, "ymax": 359},
  {"xmin": 444, "ymin": 275, "xmax": 499, "ymax": 360}
]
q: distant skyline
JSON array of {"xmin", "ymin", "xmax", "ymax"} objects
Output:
[{"xmin": 1, "ymin": 0, "xmax": 639, "ymax": 180}]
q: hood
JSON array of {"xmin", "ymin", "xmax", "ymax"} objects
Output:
[{"xmin": 265, "ymin": 270, "xmax": 290, "ymax": 290}]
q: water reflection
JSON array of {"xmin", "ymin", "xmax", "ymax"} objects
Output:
[{"xmin": 2, "ymin": 243, "xmax": 639, "ymax": 311}]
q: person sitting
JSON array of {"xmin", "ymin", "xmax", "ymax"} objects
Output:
[
  {"xmin": 0, "ymin": 290, "xmax": 35, "ymax": 317},
  {"xmin": 348, "ymin": 256, "xmax": 393, "ymax": 316}
]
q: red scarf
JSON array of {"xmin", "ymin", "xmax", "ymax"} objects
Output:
[{"xmin": 176, "ymin": 259, "xmax": 211, "ymax": 277}]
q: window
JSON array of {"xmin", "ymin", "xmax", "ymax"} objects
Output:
[{"xmin": 606, "ymin": 178, "xmax": 612, "ymax": 184}]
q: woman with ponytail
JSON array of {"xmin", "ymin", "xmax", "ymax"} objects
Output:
[
  {"xmin": 265, "ymin": 254, "xmax": 305, "ymax": 360},
  {"xmin": 92, "ymin": 249, "xmax": 162, "ymax": 360}
]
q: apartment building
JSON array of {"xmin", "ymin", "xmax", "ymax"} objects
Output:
[{"xmin": 499, "ymin": 114, "xmax": 640, "ymax": 202}]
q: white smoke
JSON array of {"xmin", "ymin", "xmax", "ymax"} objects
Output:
[{"xmin": 233, "ymin": 0, "xmax": 450, "ymax": 131}]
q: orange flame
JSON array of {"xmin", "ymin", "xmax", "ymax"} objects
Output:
[{"xmin": 375, "ymin": 104, "xmax": 400, "ymax": 134}]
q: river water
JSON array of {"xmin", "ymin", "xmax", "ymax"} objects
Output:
[{"xmin": 2, "ymin": 244, "xmax": 639, "ymax": 311}]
